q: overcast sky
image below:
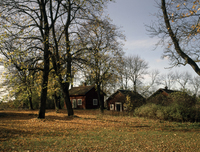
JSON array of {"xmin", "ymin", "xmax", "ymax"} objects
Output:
[{"xmin": 106, "ymin": 0, "xmax": 198, "ymax": 77}]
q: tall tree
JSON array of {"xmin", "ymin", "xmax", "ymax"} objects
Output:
[
  {"xmin": 0, "ymin": 0, "xmax": 58, "ymax": 118},
  {"xmin": 118, "ymin": 59, "xmax": 130, "ymax": 90},
  {"xmin": 147, "ymin": 0, "xmax": 200, "ymax": 76},
  {"xmin": 78, "ymin": 19, "xmax": 124, "ymax": 113},
  {"xmin": 190, "ymin": 75, "xmax": 200, "ymax": 96},
  {"xmin": 140, "ymin": 69, "xmax": 160, "ymax": 97},
  {"xmin": 159, "ymin": 71, "xmax": 175, "ymax": 90},
  {"xmin": 49, "ymin": 0, "xmax": 111, "ymax": 115},
  {"xmin": 0, "ymin": 0, "xmax": 112, "ymax": 117},
  {"xmin": 174, "ymin": 71, "xmax": 192, "ymax": 90},
  {"xmin": 123, "ymin": 55, "xmax": 149, "ymax": 92}
]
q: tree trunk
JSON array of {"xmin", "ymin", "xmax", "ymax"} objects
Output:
[
  {"xmin": 54, "ymin": 92, "xmax": 59, "ymax": 112},
  {"xmin": 125, "ymin": 76, "xmax": 128, "ymax": 90},
  {"xmin": 64, "ymin": 90, "xmax": 73, "ymax": 116},
  {"xmin": 120, "ymin": 74, "xmax": 124, "ymax": 89},
  {"xmin": 97, "ymin": 84, "xmax": 104, "ymax": 113},
  {"xmin": 28, "ymin": 90, "xmax": 33, "ymax": 110},
  {"xmin": 61, "ymin": 0, "xmax": 74, "ymax": 116},
  {"xmin": 61, "ymin": 51, "xmax": 74, "ymax": 116},
  {"xmin": 134, "ymin": 80, "xmax": 136, "ymax": 92},
  {"xmin": 38, "ymin": 1, "xmax": 49, "ymax": 119},
  {"xmin": 27, "ymin": 86, "xmax": 34, "ymax": 110},
  {"xmin": 60, "ymin": 82, "xmax": 73, "ymax": 116},
  {"xmin": 38, "ymin": 53, "xmax": 49, "ymax": 118},
  {"xmin": 57, "ymin": 94, "xmax": 62, "ymax": 109},
  {"xmin": 63, "ymin": 90, "xmax": 74, "ymax": 116}
]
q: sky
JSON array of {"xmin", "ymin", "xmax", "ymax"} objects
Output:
[{"xmin": 105, "ymin": 0, "xmax": 198, "ymax": 78}]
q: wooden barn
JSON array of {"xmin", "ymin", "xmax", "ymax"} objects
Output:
[
  {"xmin": 106, "ymin": 90, "xmax": 145, "ymax": 112},
  {"xmin": 68, "ymin": 85, "xmax": 105, "ymax": 109},
  {"xmin": 146, "ymin": 87, "xmax": 179, "ymax": 106},
  {"xmin": 148, "ymin": 87, "xmax": 177, "ymax": 98}
]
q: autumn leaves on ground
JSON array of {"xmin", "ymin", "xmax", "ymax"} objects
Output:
[{"xmin": 0, "ymin": 109, "xmax": 200, "ymax": 152}]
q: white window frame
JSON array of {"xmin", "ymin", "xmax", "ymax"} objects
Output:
[
  {"xmin": 77, "ymin": 99, "xmax": 82, "ymax": 105},
  {"xmin": 93, "ymin": 99, "xmax": 98, "ymax": 105},
  {"xmin": 110, "ymin": 104, "xmax": 114, "ymax": 110}
]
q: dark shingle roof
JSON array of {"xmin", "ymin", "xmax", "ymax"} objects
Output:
[
  {"xmin": 107, "ymin": 89, "xmax": 144, "ymax": 102},
  {"xmin": 118, "ymin": 90, "xmax": 144, "ymax": 99},
  {"xmin": 148, "ymin": 88, "xmax": 179, "ymax": 99},
  {"xmin": 69, "ymin": 85, "xmax": 94, "ymax": 96},
  {"xmin": 161, "ymin": 88, "xmax": 176, "ymax": 94}
]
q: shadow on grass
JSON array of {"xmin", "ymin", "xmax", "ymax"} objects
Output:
[
  {"xmin": 0, "ymin": 127, "xmax": 32, "ymax": 142},
  {"xmin": 0, "ymin": 112, "xmax": 37, "ymax": 120},
  {"xmin": 161, "ymin": 123, "xmax": 200, "ymax": 132},
  {"xmin": 0, "ymin": 110, "xmax": 78, "ymax": 121}
]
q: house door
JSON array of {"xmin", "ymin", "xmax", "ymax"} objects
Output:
[
  {"xmin": 116, "ymin": 104, "xmax": 121, "ymax": 111},
  {"xmin": 72, "ymin": 99, "xmax": 77, "ymax": 108}
]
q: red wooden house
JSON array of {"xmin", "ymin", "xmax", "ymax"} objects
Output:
[
  {"xmin": 68, "ymin": 85, "xmax": 105, "ymax": 109},
  {"xmin": 106, "ymin": 90, "xmax": 145, "ymax": 112},
  {"xmin": 146, "ymin": 87, "xmax": 179, "ymax": 106},
  {"xmin": 148, "ymin": 87, "xmax": 177, "ymax": 98}
]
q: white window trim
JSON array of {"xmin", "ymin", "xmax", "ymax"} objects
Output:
[
  {"xmin": 110, "ymin": 104, "xmax": 114, "ymax": 110},
  {"xmin": 77, "ymin": 99, "xmax": 82, "ymax": 105},
  {"xmin": 93, "ymin": 99, "xmax": 98, "ymax": 105}
]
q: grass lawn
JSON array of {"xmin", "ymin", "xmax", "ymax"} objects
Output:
[{"xmin": 0, "ymin": 109, "xmax": 200, "ymax": 152}]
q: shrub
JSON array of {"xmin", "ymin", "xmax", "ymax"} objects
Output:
[
  {"xmin": 124, "ymin": 93, "xmax": 146, "ymax": 112},
  {"xmin": 170, "ymin": 92, "xmax": 196, "ymax": 107},
  {"xmin": 0, "ymin": 101, "xmax": 9, "ymax": 109},
  {"xmin": 134, "ymin": 103, "xmax": 200, "ymax": 122},
  {"xmin": 147, "ymin": 94, "xmax": 172, "ymax": 106},
  {"xmin": 134, "ymin": 104, "xmax": 160, "ymax": 119},
  {"xmin": 0, "ymin": 100, "xmax": 25, "ymax": 109}
]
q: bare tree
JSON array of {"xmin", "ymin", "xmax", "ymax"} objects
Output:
[
  {"xmin": 174, "ymin": 71, "xmax": 192, "ymax": 90},
  {"xmin": 159, "ymin": 71, "xmax": 175, "ymax": 90},
  {"xmin": 191, "ymin": 76, "xmax": 200, "ymax": 96},
  {"xmin": 50, "ymin": 1, "xmax": 111, "ymax": 115},
  {"xmin": 123, "ymin": 55, "xmax": 149, "ymax": 92},
  {"xmin": 78, "ymin": 19, "xmax": 124, "ymax": 113},
  {"xmin": 118, "ymin": 59, "xmax": 130, "ymax": 90},
  {"xmin": 140, "ymin": 69, "xmax": 160, "ymax": 97},
  {"xmin": 147, "ymin": 0, "xmax": 200, "ymax": 76}
]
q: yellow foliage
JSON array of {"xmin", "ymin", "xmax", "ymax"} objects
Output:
[
  {"xmin": 192, "ymin": 4, "xmax": 197, "ymax": 9},
  {"xmin": 190, "ymin": 10, "xmax": 194, "ymax": 15}
]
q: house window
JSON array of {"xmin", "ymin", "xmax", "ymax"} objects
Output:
[
  {"xmin": 72, "ymin": 99, "xmax": 77, "ymax": 108},
  {"xmin": 93, "ymin": 99, "xmax": 98, "ymax": 105},
  {"xmin": 110, "ymin": 104, "xmax": 114, "ymax": 110},
  {"xmin": 77, "ymin": 99, "xmax": 82, "ymax": 105}
]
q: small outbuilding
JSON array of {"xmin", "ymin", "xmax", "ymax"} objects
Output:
[
  {"xmin": 106, "ymin": 90, "xmax": 145, "ymax": 112},
  {"xmin": 148, "ymin": 87, "xmax": 177, "ymax": 97},
  {"xmin": 68, "ymin": 85, "xmax": 105, "ymax": 109},
  {"xmin": 146, "ymin": 87, "xmax": 178, "ymax": 106}
]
